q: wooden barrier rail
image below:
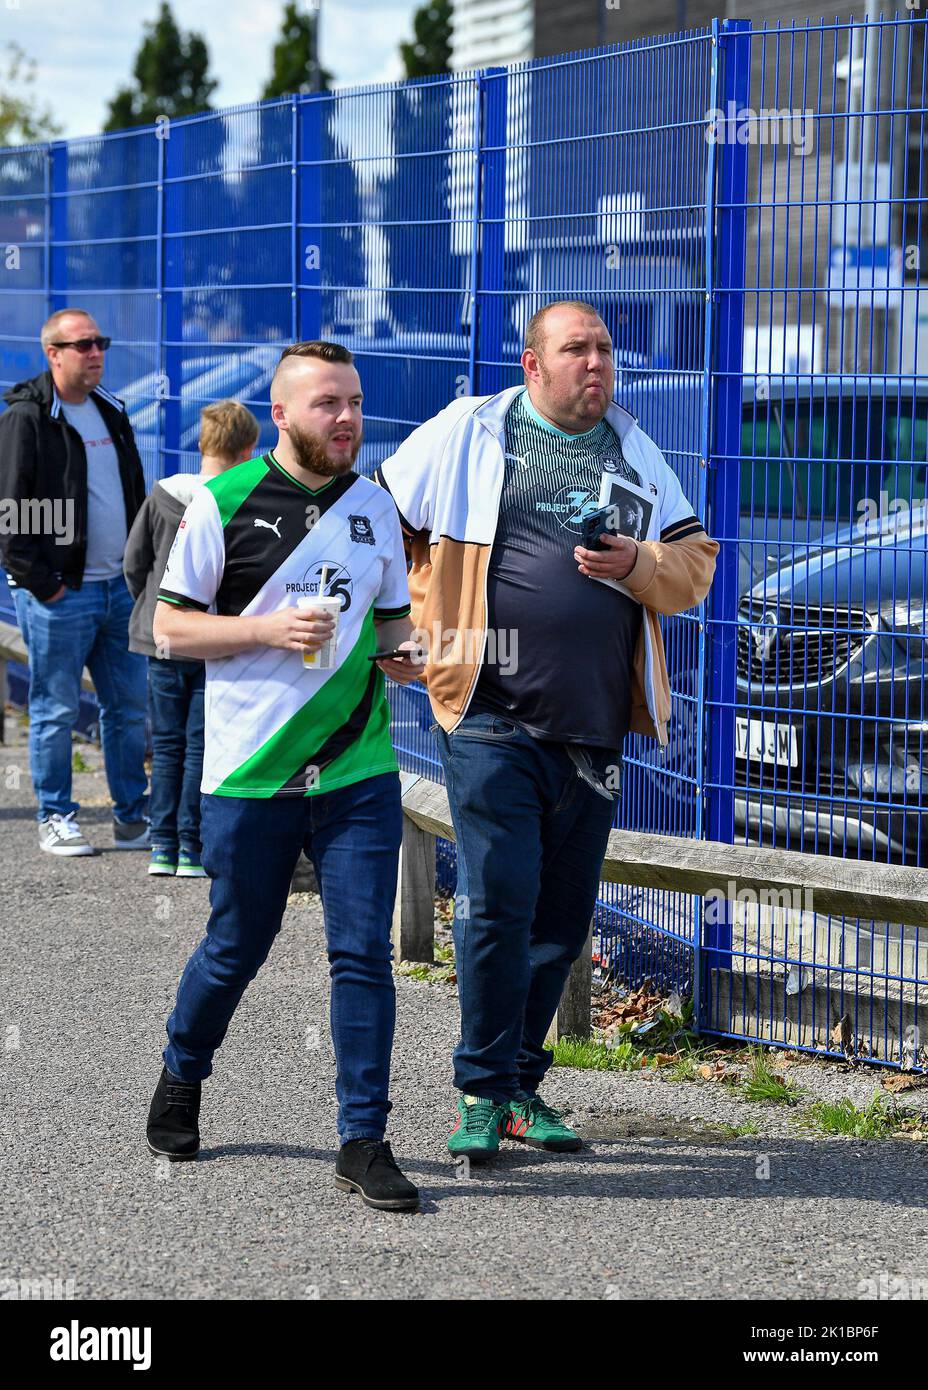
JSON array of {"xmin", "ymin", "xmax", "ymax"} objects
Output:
[
  {"xmin": 394, "ymin": 773, "xmax": 928, "ymax": 1042},
  {"xmin": 0, "ymin": 617, "xmax": 327, "ymax": 900},
  {"xmin": 5, "ymin": 622, "xmax": 927, "ymax": 1051},
  {"xmin": 0, "ymin": 617, "xmax": 96, "ymax": 744}
]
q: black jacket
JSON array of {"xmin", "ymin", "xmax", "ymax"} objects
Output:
[{"xmin": 0, "ymin": 370, "xmax": 146, "ymax": 601}]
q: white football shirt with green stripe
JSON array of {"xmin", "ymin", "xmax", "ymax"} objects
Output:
[{"xmin": 157, "ymin": 450, "xmax": 411, "ymax": 798}]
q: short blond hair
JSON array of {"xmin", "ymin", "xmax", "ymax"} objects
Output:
[
  {"xmin": 198, "ymin": 399, "xmax": 260, "ymax": 461},
  {"xmin": 41, "ymin": 308, "xmax": 96, "ymax": 351}
]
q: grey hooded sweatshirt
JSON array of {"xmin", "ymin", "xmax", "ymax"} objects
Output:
[{"xmin": 123, "ymin": 472, "xmax": 207, "ymax": 658}]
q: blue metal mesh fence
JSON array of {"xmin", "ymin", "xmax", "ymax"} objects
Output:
[
  {"xmin": 1, "ymin": 15, "xmax": 926, "ymax": 1067},
  {"xmin": 705, "ymin": 16, "xmax": 928, "ymax": 1068}
]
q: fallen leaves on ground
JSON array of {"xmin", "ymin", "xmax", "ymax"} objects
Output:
[
  {"xmin": 434, "ymin": 895, "xmax": 456, "ymax": 927},
  {"xmin": 831, "ymin": 1014, "xmax": 856, "ymax": 1061},
  {"xmin": 881, "ymin": 1073, "xmax": 925, "ymax": 1094},
  {"xmin": 595, "ymin": 986, "xmax": 663, "ymax": 1030}
]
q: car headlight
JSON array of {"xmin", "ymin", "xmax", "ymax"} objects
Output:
[
  {"xmin": 859, "ymin": 764, "xmax": 927, "ymax": 797},
  {"xmin": 858, "ymin": 727, "xmax": 928, "ymax": 799},
  {"xmin": 878, "ymin": 603, "xmax": 928, "ymax": 678},
  {"xmin": 881, "ymin": 600, "xmax": 927, "ymax": 636}
]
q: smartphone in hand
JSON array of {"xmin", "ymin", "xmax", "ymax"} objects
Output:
[
  {"xmin": 579, "ymin": 505, "xmax": 615, "ymax": 552},
  {"xmin": 368, "ymin": 647, "xmax": 424, "ymax": 662}
]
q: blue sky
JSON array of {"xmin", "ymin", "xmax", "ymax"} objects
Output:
[{"xmin": 2, "ymin": 0, "xmax": 420, "ymax": 140}]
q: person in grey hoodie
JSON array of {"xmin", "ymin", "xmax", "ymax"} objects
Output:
[{"xmin": 124, "ymin": 400, "xmax": 259, "ymax": 877}]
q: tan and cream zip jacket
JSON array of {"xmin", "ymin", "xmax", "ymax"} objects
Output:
[{"xmin": 375, "ymin": 387, "xmax": 718, "ymax": 745}]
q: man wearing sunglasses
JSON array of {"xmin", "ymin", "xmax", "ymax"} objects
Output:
[{"xmin": 0, "ymin": 308, "xmax": 150, "ymax": 856}]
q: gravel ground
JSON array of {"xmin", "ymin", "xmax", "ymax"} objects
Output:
[{"xmin": 2, "ymin": 715, "xmax": 927, "ymax": 1302}]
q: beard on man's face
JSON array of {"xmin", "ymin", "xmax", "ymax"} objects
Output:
[
  {"xmin": 537, "ymin": 358, "xmax": 609, "ymax": 425},
  {"xmin": 287, "ymin": 418, "xmax": 362, "ymax": 476}
]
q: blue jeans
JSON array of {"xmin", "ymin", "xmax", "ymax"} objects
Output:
[
  {"xmin": 148, "ymin": 657, "xmax": 205, "ymax": 854},
  {"xmin": 434, "ymin": 713, "xmax": 619, "ymax": 1101},
  {"xmin": 12, "ymin": 578, "xmax": 149, "ymax": 823},
  {"xmin": 163, "ymin": 773, "xmax": 403, "ymax": 1143}
]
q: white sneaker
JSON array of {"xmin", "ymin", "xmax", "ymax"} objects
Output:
[{"xmin": 38, "ymin": 812, "xmax": 96, "ymax": 857}]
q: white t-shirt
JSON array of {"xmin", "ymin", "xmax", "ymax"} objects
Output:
[
  {"xmin": 60, "ymin": 396, "xmax": 127, "ymax": 580},
  {"xmin": 158, "ymin": 451, "xmax": 412, "ymax": 798}
]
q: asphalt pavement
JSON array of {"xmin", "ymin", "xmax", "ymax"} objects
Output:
[{"xmin": 2, "ymin": 717, "xmax": 927, "ymax": 1301}]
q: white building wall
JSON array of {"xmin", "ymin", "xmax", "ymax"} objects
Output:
[{"xmin": 450, "ymin": 0, "xmax": 534, "ymax": 72}]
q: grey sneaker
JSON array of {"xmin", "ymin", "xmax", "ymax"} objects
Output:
[
  {"xmin": 38, "ymin": 812, "xmax": 96, "ymax": 857},
  {"xmin": 112, "ymin": 817, "xmax": 151, "ymax": 850}
]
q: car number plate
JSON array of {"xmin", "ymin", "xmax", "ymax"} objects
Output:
[{"xmin": 735, "ymin": 717, "xmax": 798, "ymax": 767}]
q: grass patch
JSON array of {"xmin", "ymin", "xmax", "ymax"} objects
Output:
[
  {"xmin": 399, "ymin": 963, "xmax": 435, "ymax": 982},
  {"xmin": 608, "ymin": 997, "xmax": 698, "ymax": 1052},
  {"xmin": 551, "ymin": 1036, "xmax": 649, "ymax": 1073},
  {"xmin": 550, "ymin": 1033, "xmax": 715, "ymax": 1075},
  {"xmin": 803, "ymin": 1092, "xmax": 925, "ymax": 1141},
  {"xmin": 71, "ymin": 748, "xmax": 92, "ymax": 773},
  {"xmin": 553, "ymin": 996, "xmax": 728, "ymax": 1080},
  {"xmin": 397, "ymin": 961, "xmax": 456, "ymax": 984},
  {"xmin": 714, "ymin": 1120, "xmax": 761, "ymax": 1138},
  {"xmin": 739, "ymin": 1046, "xmax": 802, "ymax": 1106},
  {"xmin": 662, "ymin": 1045, "xmax": 718, "ymax": 1082},
  {"xmin": 396, "ymin": 942, "xmax": 455, "ymax": 985}
]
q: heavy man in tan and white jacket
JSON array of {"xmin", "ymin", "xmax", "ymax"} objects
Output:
[{"xmin": 376, "ymin": 301, "xmax": 718, "ymax": 1162}]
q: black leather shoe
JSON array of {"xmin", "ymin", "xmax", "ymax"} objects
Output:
[
  {"xmin": 146, "ymin": 1065, "xmax": 201, "ymax": 1160},
  {"xmin": 335, "ymin": 1140, "xmax": 420, "ymax": 1211}
]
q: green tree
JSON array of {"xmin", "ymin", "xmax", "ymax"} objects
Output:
[
  {"xmin": 262, "ymin": 2, "xmax": 332, "ymax": 97},
  {"xmin": 0, "ymin": 43, "xmax": 62, "ymax": 145},
  {"xmin": 104, "ymin": 2, "xmax": 217, "ymax": 131},
  {"xmin": 399, "ymin": 0, "xmax": 452, "ymax": 79}
]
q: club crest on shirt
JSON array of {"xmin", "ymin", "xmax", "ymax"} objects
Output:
[{"xmin": 348, "ymin": 514, "xmax": 375, "ymax": 545}]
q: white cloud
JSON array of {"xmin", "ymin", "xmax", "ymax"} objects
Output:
[{"xmin": 3, "ymin": 0, "xmax": 420, "ymax": 140}]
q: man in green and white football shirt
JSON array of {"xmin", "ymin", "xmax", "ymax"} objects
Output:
[{"xmin": 144, "ymin": 342, "xmax": 422, "ymax": 1212}]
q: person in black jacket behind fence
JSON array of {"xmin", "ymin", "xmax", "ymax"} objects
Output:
[
  {"xmin": 124, "ymin": 400, "xmax": 259, "ymax": 880},
  {"xmin": 0, "ymin": 308, "xmax": 150, "ymax": 857}
]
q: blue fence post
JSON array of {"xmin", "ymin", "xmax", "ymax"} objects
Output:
[
  {"xmin": 473, "ymin": 67, "xmax": 507, "ymax": 398},
  {"xmin": 161, "ymin": 120, "xmax": 184, "ymax": 479},
  {"xmin": 155, "ymin": 127, "xmax": 166, "ymax": 484},
  {"xmin": 700, "ymin": 17, "xmax": 751, "ymax": 1028},
  {"xmin": 48, "ymin": 140, "xmax": 68, "ymax": 313},
  {"xmin": 291, "ymin": 96, "xmax": 300, "ymax": 345},
  {"xmin": 298, "ymin": 93, "xmax": 324, "ymax": 343},
  {"xmin": 42, "ymin": 145, "xmax": 51, "ymax": 322}
]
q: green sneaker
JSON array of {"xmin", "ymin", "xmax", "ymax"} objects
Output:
[
  {"xmin": 505, "ymin": 1095, "xmax": 582, "ymax": 1152},
  {"xmin": 177, "ymin": 850, "xmax": 207, "ymax": 878},
  {"xmin": 148, "ymin": 848, "xmax": 177, "ymax": 876},
  {"xmin": 447, "ymin": 1094, "xmax": 508, "ymax": 1162}
]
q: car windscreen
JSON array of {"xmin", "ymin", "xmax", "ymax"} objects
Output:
[{"xmin": 740, "ymin": 395, "xmax": 928, "ymax": 524}]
